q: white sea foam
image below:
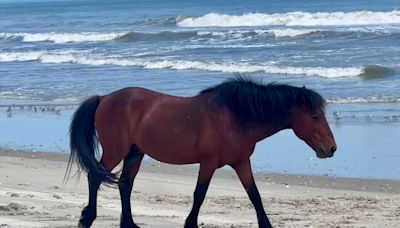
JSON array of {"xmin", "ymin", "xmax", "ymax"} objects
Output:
[
  {"xmin": 198, "ymin": 28, "xmax": 318, "ymax": 38},
  {"xmin": 0, "ymin": 51, "xmax": 43, "ymax": 62},
  {"xmin": 268, "ymin": 28, "xmax": 317, "ymax": 37},
  {"xmin": 327, "ymin": 97, "xmax": 400, "ymax": 104},
  {"xmin": 0, "ymin": 51, "xmax": 364, "ymax": 78},
  {"xmin": 142, "ymin": 60, "xmax": 362, "ymax": 78},
  {"xmin": 0, "ymin": 92, "xmax": 39, "ymax": 100},
  {"xmin": 0, "ymin": 32, "xmax": 126, "ymax": 43},
  {"xmin": 1, "ymin": 25, "xmax": 399, "ymax": 46},
  {"xmin": 177, "ymin": 11, "xmax": 400, "ymax": 27}
]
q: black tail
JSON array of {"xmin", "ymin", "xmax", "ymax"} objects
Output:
[{"xmin": 65, "ymin": 96, "xmax": 117, "ymax": 185}]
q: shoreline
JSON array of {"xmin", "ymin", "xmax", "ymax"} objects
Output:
[{"xmin": 2, "ymin": 149, "xmax": 400, "ymax": 194}]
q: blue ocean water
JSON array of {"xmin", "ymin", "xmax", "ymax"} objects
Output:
[
  {"xmin": 1, "ymin": 0, "xmax": 400, "ymax": 102},
  {"xmin": 1, "ymin": 0, "xmax": 400, "ymax": 179}
]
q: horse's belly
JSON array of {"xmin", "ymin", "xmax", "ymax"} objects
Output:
[
  {"xmin": 141, "ymin": 142, "xmax": 198, "ymax": 164},
  {"xmin": 133, "ymin": 105, "xmax": 210, "ymax": 164},
  {"xmin": 135, "ymin": 126, "xmax": 200, "ymax": 164}
]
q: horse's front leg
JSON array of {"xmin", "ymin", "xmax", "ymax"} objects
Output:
[
  {"xmin": 118, "ymin": 146, "xmax": 144, "ymax": 228},
  {"xmin": 79, "ymin": 172, "xmax": 102, "ymax": 228},
  {"xmin": 231, "ymin": 159, "xmax": 273, "ymax": 228},
  {"xmin": 184, "ymin": 162, "xmax": 217, "ymax": 228}
]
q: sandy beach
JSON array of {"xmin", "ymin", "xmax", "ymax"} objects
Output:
[{"xmin": 1, "ymin": 149, "xmax": 400, "ymax": 228}]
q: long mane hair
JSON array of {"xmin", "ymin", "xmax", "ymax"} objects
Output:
[{"xmin": 200, "ymin": 76, "xmax": 326, "ymax": 124}]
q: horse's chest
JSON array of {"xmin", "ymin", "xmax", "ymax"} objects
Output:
[{"xmin": 218, "ymin": 146, "xmax": 255, "ymax": 166}]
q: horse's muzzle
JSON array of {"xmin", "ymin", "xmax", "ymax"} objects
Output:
[{"xmin": 317, "ymin": 145, "xmax": 336, "ymax": 158}]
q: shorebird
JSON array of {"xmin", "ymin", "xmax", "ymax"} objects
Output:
[
  {"xmin": 6, "ymin": 106, "xmax": 12, "ymax": 117},
  {"xmin": 333, "ymin": 111, "xmax": 341, "ymax": 120}
]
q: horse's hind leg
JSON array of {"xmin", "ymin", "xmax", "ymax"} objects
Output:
[
  {"xmin": 231, "ymin": 159, "xmax": 272, "ymax": 228},
  {"xmin": 79, "ymin": 172, "xmax": 102, "ymax": 228},
  {"xmin": 119, "ymin": 145, "xmax": 144, "ymax": 228}
]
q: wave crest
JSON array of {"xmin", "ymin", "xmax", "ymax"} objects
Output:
[
  {"xmin": 177, "ymin": 11, "xmax": 400, "ymax": 27},
  {"xmin": 116, "ymin": 31, "xmax": 199, "ymax": 41},
  {"xmin": 360, "ymin": 65, "xmax": 396, "ymax": 79},
  {"xmin": 0, "ymin": 51, "xmax": 376, "ymax": 78},
  {"xmin": 2, "ymin": 27, "xmax": 399, "ymax": 44},
  {"xmin": 0, "ymin": 32, "xmax": 126, "ymax": 43}
]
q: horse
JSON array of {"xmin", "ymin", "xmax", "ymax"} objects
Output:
[{"xmin": 66, "ymin": 76, "xmax": 336, "ymax": 228}]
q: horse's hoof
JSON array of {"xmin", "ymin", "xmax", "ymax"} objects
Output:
[
  {"xmin": 184, "ymin": 222, "xmax": 198, "ymax": 228},
  {"xmin": 78, "ymin": 221, "xmax": 88, "ymax": 228},
  {"xmin": 120, "ymin": 220, "xmax": 141, "ymax": 228},
  {"xmin": 78, "ymin": 217, "xmax": 95, "ymax": 228},
  {"xmin": 121, "ymin": 224, "xmax": 140, "ymax": 228}
]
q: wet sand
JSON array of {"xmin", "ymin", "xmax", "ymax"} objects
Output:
[{"xmin": 1, "ymin": 149, "xmax": 400, "ymax": 228}]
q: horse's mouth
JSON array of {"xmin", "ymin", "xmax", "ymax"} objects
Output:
[{"xmin": 316, "ymin": 147, "xmax": 334, "ymax": 159}]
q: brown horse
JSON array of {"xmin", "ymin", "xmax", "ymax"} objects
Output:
[{"xmin": 67, "ymin": 77, "xmax": 336, "ymax": 228}]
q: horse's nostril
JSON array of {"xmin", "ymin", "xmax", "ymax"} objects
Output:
[{"xmin": 331, "ymin": 146, "xmax": 337, "ymax": 153}]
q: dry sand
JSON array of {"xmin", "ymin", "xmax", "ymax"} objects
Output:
[{"xmin": 1, "ymin": 149, "xmax": 400, "ymax": 228}]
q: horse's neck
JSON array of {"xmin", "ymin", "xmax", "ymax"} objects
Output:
[{"xmin": 238, "ymin": 121, "xmax": 289, "ymax": 143}]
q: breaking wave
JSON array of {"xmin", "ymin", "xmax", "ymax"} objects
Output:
[
  {"xmin": 0, "ymin": 30, "xmax": 315, "ymax": 43},
  {"xmin": 1, "ymin": 51, "xmax": 387, "ymax": 78},
  {"xmin": 360, "ymin": 65, "xmax": 396, "ymax": 79},
  {"xmin": 197, "ymin": 28, "xmax": 318, "ymax": 38},
  {"xmin": 0, "ymin": 31, "xmax": 202, "ymax": 43},
  {"xmin": 0, "ymin": 30, "xmax": 311, "ymax": 43},
  {"xmin": 1, "ymin": 26, "xmax": 400, "ymax": 44},
  {"xmin": 177, "ymin": 11, "xmax": 400, "ymax": 27},
  {"xmin": 116, "ymin": 31, "xmax": 199, "ymax": 41},
  {"xmin": 0, "ymin": 32, "xmax": 126, "ymax": 43},
  {"xmin": 327, "ymin": 96, "xmax": 400, "ymax": 104}
]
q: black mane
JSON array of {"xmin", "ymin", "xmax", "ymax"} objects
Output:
[{"xmin": 201, "ymin": 76, "xmax": 325, "ymax": 124}]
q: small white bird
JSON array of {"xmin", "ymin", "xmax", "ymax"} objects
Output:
[{"xmin": 333, "ymin": 111, "xmax": 341, "ymax": 120}]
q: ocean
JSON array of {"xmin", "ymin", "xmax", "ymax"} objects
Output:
[{"xmin": 1, "ymin": 0, "xmax": 399, "ymax": 180}]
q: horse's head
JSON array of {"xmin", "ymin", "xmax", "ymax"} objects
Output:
[{"xmin": 289, "ymin": 105, "xmax": 337, "ymax": 158}]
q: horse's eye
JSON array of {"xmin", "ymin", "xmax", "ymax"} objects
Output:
[{"xmin": 312, "ymin": 116, "xmax": 319, "ymax": 121}]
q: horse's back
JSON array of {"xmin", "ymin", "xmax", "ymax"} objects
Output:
[
  {"xmin": 131, "ymin": 90, "xmax": 217, "ymax": 164},
  {"xmin": 95, "ymin": 87, "xmax": 219, "ymax": 166}
]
